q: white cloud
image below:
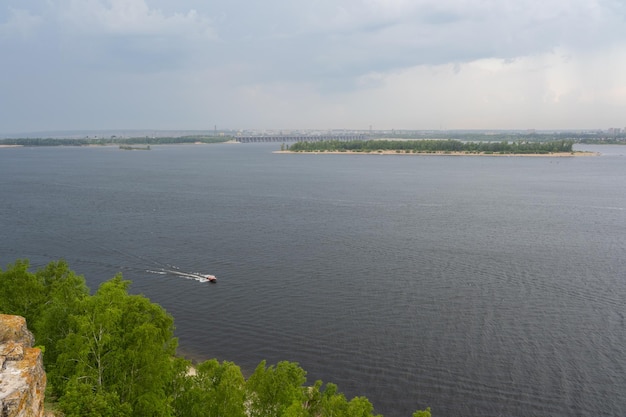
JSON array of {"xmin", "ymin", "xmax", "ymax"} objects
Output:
[
  {"xmin": 341, "ymin": 45, "xmax": 626, "ymax": 129},
  {"xmin": 211, "ymin": 41, "xmax": 626, "ymax": 131}
]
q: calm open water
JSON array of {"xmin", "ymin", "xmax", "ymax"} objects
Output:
[{"xmin": 1, "ymin": 143, "xmax": 625, "ymax": 416}]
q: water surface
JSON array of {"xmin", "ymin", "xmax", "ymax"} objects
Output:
[{"xmin": 1, "ymin": 144, "xmax": 625, "ymax": 416}]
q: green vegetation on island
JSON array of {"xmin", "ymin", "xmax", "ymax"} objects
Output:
[
  {"xmin": 0, "ymin": 260, "xmax": 431, "ymax": 417},
  {"xmin": 286, "ymin": 139, "xmax": 575, "ymax": 154}
]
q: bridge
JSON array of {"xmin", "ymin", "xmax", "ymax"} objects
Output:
[{"xmin": 235, "ymin": 134, "xmax": 367, "ymax": 143}]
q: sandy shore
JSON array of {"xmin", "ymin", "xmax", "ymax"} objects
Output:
[
  {"xmin": 0, "ymin": 145, "xmax": 23, "ymax": 148},
  {"xmin": 274, "ymin": 150, "xmax": 598, "ymax": 157}
]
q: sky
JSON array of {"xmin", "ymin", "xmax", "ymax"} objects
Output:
[{"xmin": 1, "ymin": 0, "xmax": 626, "ymax": 134}]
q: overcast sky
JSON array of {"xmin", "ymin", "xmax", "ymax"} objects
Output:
[{"xmin": 1, "ymin": 0, "xmax": 625, "ymax": 133}]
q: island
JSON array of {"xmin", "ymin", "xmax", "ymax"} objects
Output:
[
  {"xmin": 119, "ymin": 145, "xmax": 151, "ymax": 150},
  {"xmin": 277, "ymin": 139, "xmax": 597, "ymax": 156}
]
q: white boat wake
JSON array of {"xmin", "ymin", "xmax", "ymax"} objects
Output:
[{"xmin": 147, "ymin": 268, "xmax": 216, "ymax": 283}]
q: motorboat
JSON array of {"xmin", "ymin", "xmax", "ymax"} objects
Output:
[{"xmin": 164, "ymin": 268, "xmax": 217, "ymax": 283}]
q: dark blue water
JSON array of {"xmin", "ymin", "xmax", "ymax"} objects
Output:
[{"xmin": 1, "ymin": 143, "xmax": 625, "ymax": 416}]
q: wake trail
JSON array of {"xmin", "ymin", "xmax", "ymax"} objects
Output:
[{"xmin": 147, "ymin": 268, "xmax": 216, "ymax": 283}]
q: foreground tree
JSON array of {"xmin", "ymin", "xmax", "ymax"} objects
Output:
[
  {"xmin": 33, "ymin": 261, "xmax": 89, "ymax": 370},
  {"xmin": 413, "ymin": 408, "xmax": 432, "ymax": 417},
  {"xmin": 171, "ymin": 358, "xmax": 246, "ymax": 417},
  {"xmin": 54, "ymin": 275, "xmax": 177, "ymax": 416},
  {"xmin": 0, "ymin": 259, "xmax": 46, "ymax": 322},
  {"xmin": 246, "ymin": 360, "xmax": 308, "ymax": 417}
]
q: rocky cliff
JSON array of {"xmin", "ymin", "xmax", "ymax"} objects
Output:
[{"xmin": 0, "ymin": 315, "xmax": 46, "ymax": 417}]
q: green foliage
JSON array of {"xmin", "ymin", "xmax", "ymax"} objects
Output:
[
  {"xmin": 0, "ymin": 260, "xmax": 89, "ymax": 396},
  {"xmin": 170, "ymin": 358, "xmax": 246, "ymax": 417},
  {"xmin": 0, "ymin": 259, "xmax": 46, "ymax": 322},
  {"xmin": 347, "ymin": 396, "xmax": 380, "ymax": 417},
  {"xmin": 53, "ymin": 274, "xmax": 177, "ymax": 416},
  {"xmin": 288, "ymin": 139, "xmax": 574, "ymax": 154},
  {"xmin": 412, "ymin": 407, "xmax": 432, "ymax": 417},
  {"xmin": 33, "ymin": 261, "xmax": 89, "ymax": 370},
  {"xmin": 0, "ymin": 259, "xmax": 429, "ymax": 417},
  {"xmin": 59, "ymin": 378, "xmax": 132, "ymax": 417},
  {"xmin": 0, "ymin": 262, "xmax": 176, "ymax": 415},
  {"xmin": 247, "ymin": 360, "xmax": 308, "ymax": 417}
]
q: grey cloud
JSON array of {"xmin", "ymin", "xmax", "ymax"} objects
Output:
[
  {"xmin": 188, "ymin": 0, "xmax": 625, "ymax": 91},
  {"xmin": 1, "ymin": 0, "xmax": 625, "ymax": 132},
  {"xmin": 11, "ymin": 0, "xmax": 622, "ymax": 80}
]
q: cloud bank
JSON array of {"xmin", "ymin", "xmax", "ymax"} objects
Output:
[{"xmin": 1, "ymin": 0, "xmax": 625, "ymax": 132}]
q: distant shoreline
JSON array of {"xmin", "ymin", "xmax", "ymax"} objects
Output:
[
  {"xmin": 274, "ymin": 150, "xmax": 599, "ymax": 157},
  {"xmin": 0, "ymin": 141, "xmax": 239, "ymax": 149}
]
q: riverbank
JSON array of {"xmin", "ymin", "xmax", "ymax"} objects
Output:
[{"xmin": 274, "ymin": 150, "xmax": 599, "ymax": 157}]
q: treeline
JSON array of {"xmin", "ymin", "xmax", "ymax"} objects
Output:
[
  {"xmin": 370, "ymin": 132, "xmax": 626, "ymax": 143},
  {"xmin": 288, "ymin": 139, "xmax": 574, "ymax": 154},
  {"xmin": 577, "ymin": 137, "xmax": 626, "ymax": 144},
  {"xmin": 0, "ymin": 260, "xmax": 431, "ymax": 417},
  {"xmin": 0, "ymin": 136, "xmax": 230, "ymax": 147}
]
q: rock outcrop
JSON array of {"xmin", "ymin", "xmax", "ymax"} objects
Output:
[{"xmin": 0, "ymin": 315, "xmax": 46, "ymax": 417}]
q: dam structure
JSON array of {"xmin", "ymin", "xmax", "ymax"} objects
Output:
[{"xmin": 235, "ymin": 134, "xmax": 367, "ymax": 143}]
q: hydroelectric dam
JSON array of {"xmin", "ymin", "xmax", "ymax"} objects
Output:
[{"xmin": 235, "ymin": 134, "xmax": 367, "ymax": 143}]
